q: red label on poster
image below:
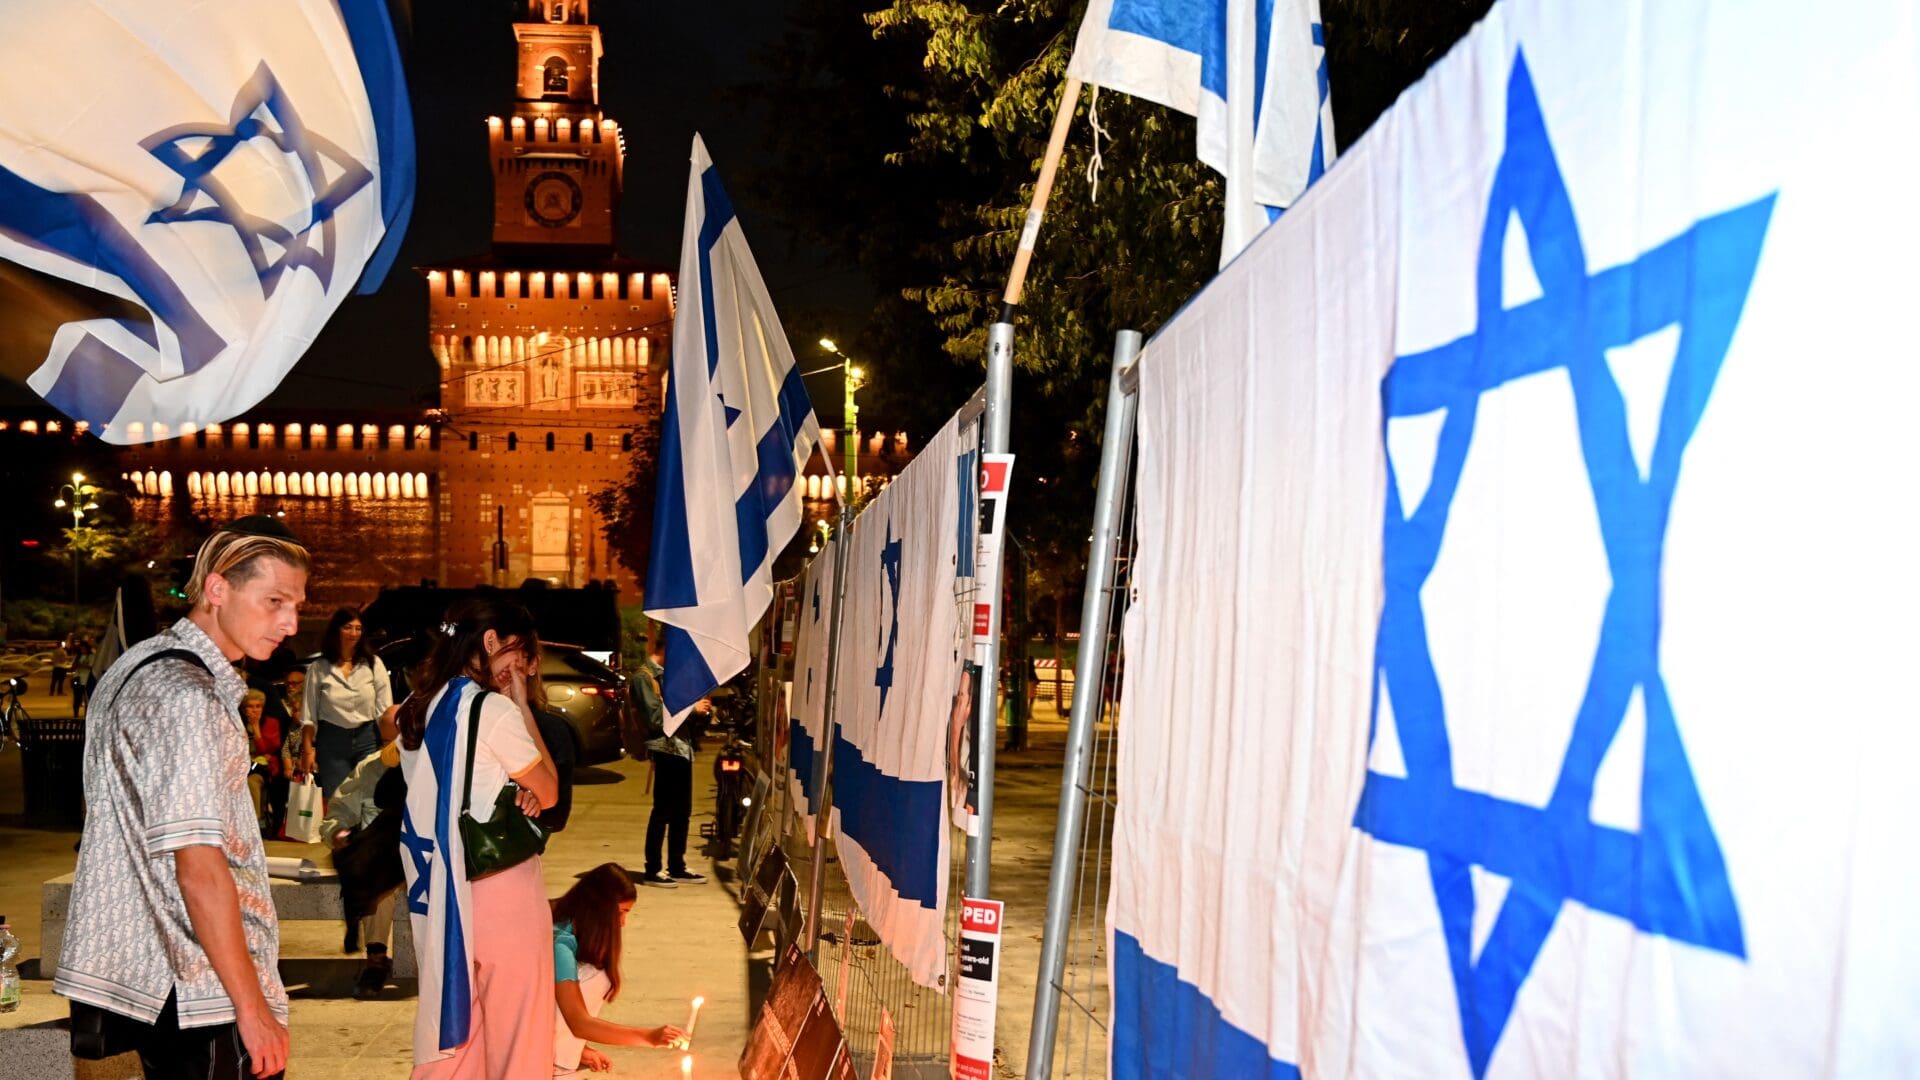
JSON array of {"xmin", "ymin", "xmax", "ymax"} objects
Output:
[
  {"xmin": 952, "ymin": 898, "xmax": 1004, "ymax": 1080},
  {"xmin": 980, "ymin": 459, "xmax": 1010, "ymax": 495},
  {"xmin": 973, "ymin": 602, "xmax": 992, "ymax": 637}
]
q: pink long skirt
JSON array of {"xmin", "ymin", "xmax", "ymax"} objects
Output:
[{"xmin": 413, "ymin": 857, "xmax": 555, "ymax": 1079}]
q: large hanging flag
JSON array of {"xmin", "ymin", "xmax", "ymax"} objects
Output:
[
  {"xmin": 786, "ymin": 539, "xmax": 835, "ymax": 843},
  {"xmin": 0, "ymin": 0, "xmax": 414, "ymax": 443},
  {"xmin": 1067, "ymin": 0, "xmax": 1334, "ymax": 265},
  {"xmin": 1110, "ymin": 0, "xmax": 1920, "ymax": 1075},
  {"xmin": 815, "ymin": 406, "xmax": 977, "ymax": 989},
  {"xmin": 647, "ymin": 134, "xmax": 823, "ymax": 734}
]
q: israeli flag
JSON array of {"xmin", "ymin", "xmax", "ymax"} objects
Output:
[
  {"xmin": 0, "ymin": 0, "xmax": 414, "ymax": 443},
  {"xmin": 1068, "ymin": 0, "xmax": 1334, "ymax": 265},
  {"xmin": 1111, "ymin": 0, "xmax": 1920, "ymax": 1075},
  {"xmin": 808, "ymin": 406, "xmax": 974, "ymax": 989},
  {"xmin": 647, "ymin": 135, "xmax": 822, "ymax": 734},
  {"xmin": 786, "ymin": 541, "xmax": 835, "ymax": 844}
]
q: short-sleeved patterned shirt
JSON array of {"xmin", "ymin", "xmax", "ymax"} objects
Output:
[{"xmin": 53, "ymin": 618, "xmax": 288, "ymax": 1028}]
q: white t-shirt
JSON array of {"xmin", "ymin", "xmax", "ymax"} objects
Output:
[{"xmin": 445, "ymin": 685, "xmax": 540, "ymax": 824}]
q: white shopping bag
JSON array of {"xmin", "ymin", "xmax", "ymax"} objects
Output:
[{"xmin": 284, "ymin": 778, "xmax": 323, "ymax": 844}]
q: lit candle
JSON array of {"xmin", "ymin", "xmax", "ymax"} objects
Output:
[
  {"xmin": 685, "ymin": 995, "xmax": 705, "ymax": 1040},
  {"xmin": 681, "ymin": 1054, "xmax": 693, "ymax": 1077}
]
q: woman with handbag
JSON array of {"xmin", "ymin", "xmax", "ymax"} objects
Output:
[
  {"xmin": 396, "ymin": 597, "xmax": 560, "ymax": 1078},
  {"xmin": 303, "ymin": 607, "xmax": 394, "ymax": 797}
]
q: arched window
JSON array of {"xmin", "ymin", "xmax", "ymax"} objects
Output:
[
  {"xmin": 543, "ymin": 57, "xmax": 569, "ymax": 95},
  {"xmin": 468, "ymin": 431, "xmax": 479, "ymax": 451},
  {"xmin": 507, "ymin": 432, "xmax": 519, "ymax": 451},
  {"xmin": 621, "ymin": 432, "xmax": 633, "ymax": 452},
  {"xmin": 583, "ymin": 433, "xmax": 594, "ymax": 452},
  {"xmin": 546, "ymin": 432, "xmax": 556, "ymax": 451}
]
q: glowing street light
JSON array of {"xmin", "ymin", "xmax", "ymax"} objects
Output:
[
  {"xmin": 818, "ymin": 338, "xmax": 867, "ymax": 495},
  {"xmin": 54, "ymin": 473, "xmax": 100, "ymax": 606}
]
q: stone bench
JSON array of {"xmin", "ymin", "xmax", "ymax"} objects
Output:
[{"xmin": 41, "ymin": 872, "xmax": 416, "ymax": 981}]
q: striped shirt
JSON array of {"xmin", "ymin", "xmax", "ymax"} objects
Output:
[{"xmin": 53, "ymin": 618, "xmax": 287, "ymax": 1027}]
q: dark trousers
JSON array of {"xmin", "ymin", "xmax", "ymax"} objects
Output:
[
  {"xmin": 646, "ymin": 751, "xmax": 692, "ymax": 874},
  {"xmin": 135, "ymin": 992, "xmax": 284, "ymax": 1080}
]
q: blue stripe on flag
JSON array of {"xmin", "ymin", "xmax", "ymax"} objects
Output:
[
  {"xmin": 0, "ymin": 162, "xmax": 227, "ymax": 425},
  {"xmin": 644, "ymin": 358, "xmax": 698, "ymax": 610},
  {"xmin": 732, "ymin": 362, "xmax": 817, "ymax": 584},
  {"xmin": 830, "ymin": 724, "xmax": 943, "ymax": 907},
  {"xmin": 337, "ymin": 0, "xmax": 415, "ymax": 293},
  {"xmin": 424, "ymin": 679, "xmax": 472, "ymax": 1050},
  {"xmin": 1108, "ymin": 0, "xmax": 1225, "ymax": 97},
  {"xmin": 955, "ymin": 448, "xmax": 977, "ymax": 577},
  {"xmin": 1112, "ymin": 930, "xmax": 1301, "ymax": 1079},
  {"xmin": 697, "ymin": 165, "xmax": 736, "ymax": 379},
  {"xmin": 660, "ymin": 623, "xmax": 721, "ymax": 717},
  {"xmin": 788, "ymin": 715, "xmax": 819, "ymax": 813}
]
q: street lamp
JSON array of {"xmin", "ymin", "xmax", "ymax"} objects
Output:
[
  {"xmin": 808, "ymin": 518, "xmax": 832, "ymax": 555},
  {"xmin": 54, "ymin": 472, "xmax": 99, "ymax": 606},
  {"xmin": 817, "ymin": 338, "xmax": 866, "ymax": 499}
]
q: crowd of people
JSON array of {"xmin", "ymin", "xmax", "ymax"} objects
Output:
[{"xmin": 52, "ymin": 517, "xmax": 696, "ymax": 1078}]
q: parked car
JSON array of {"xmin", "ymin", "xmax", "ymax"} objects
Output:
[{"xmin": 377, "ymin": 636, "xmax": 633, "ymax": 767}]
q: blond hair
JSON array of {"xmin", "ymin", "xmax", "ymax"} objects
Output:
[
  {"xmin": 186, "ymin": 531, "xmax": 311, "ymax": 606},
  {"xmin": 241, "ymin": 688, "xmax": 267, "ymax": 706}
]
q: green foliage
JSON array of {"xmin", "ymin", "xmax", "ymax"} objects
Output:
[{"xmin": 739, "ymin": 0, "xmax": 1494, "ymax": 629}]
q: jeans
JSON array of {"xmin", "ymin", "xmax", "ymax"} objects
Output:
[{"xmin": 645, "ymin": 751, "xmax": 692, "ymax": 874}]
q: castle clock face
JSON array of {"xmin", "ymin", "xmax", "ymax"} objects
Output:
[{"xmin": 525, "ymin": 170, "xmax": 583, "ymax": 228}]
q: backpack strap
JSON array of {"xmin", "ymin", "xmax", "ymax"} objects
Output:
[
  {"xmin": 462, "ymin": 687, "xmax": 486, "ymax": 816},
  {"xmin": 108, "ymin": 648, "xmax": 212, "ymax": 712}
]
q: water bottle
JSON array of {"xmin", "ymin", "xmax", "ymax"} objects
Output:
[{"xmin": 0, "ymin": 915, "xmax": 20, "ymax": 1013}]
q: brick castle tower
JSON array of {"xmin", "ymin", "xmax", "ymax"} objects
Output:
[{"xmin": 424, "ymin": 0, "xmax": 668, "ymax": 595}]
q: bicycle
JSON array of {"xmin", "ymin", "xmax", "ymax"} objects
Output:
[{"xmin": 1, "ymin": 677, "xmax": 29, "ymax": 752}]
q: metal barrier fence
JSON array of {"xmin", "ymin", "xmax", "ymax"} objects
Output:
[
  {"xmin": 1026, "ymin": 330, "xmax": 1143, "ymax": 1079},
  {"xmin": 762, "ymin": 782, "xmax": 966, "ymax": 1080}
]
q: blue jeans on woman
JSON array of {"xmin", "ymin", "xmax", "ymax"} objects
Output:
[{"xmin": 316, "ymin": 721, "xmax": 381, "ymax": 798}]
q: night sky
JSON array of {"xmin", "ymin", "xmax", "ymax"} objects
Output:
[{"xmin": 274, "ymin": 0, "xmax": 861, "ymax": 410}]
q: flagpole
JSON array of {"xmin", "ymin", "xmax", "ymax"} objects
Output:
[
  {"xmin": 966, "ymin": 75, "xmax": 1085, "ymax": 902},
  {"xmin": 1003, "ymin": 77, "xmax": 1083, "ymax": 307}
]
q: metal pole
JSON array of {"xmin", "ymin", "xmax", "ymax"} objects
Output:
[
  {"xmin": 844, "ymin": 366, "xmax": 860, "ymax": 500},
  {"xmin": 965, "ymin": 316, "xmax": 1016, "ymax": 900},
  {"xmin": 1025, "ymin": 330, "xmax": 1142, "ymax": 1080},
  {"xmin": 804, "ymin": 501, "xmax": 855, "ymax": 959}
]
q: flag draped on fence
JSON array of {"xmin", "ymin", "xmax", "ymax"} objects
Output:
[
  {"xmin": 786, "ymin": 543, "xmax": 835, "ymax": 843},
  {"xmin": 1111, "ymin": 0, "xmax": 1920, "ymax": 1075},
  {"xmin": 1068, "ymin": 0, "xmax": 1334, "ymax": 264},
  {"xmin": 0, "ymin": 0, "xmax": 414, "ymax": 443},
  {"xmin": 647, "ymin": 134, "xmax": 822, "ymax": 733},
  {"xmin": 789, "ymin": 407, "xmax": 979, "ymax": 988}
]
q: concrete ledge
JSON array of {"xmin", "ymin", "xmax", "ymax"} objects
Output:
[
  {"xmin": 0, "ymin": 1013, "xmax": 141, "ymax": 1079},
  {"xmin": 42, "ymin": 873, "xmax": 414, "ymax": 981}
]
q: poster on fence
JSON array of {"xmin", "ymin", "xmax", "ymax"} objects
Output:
[
  {"xmin": 1109, "ymin": 0, "xmax": 1920, "ymax": 1076},
  {"xmin": 740, "ymin": 943, "xmax": 852, "ymax": 1080},
  {"xmin": 951, "ymin": 898, "xmax": 1003, "ymax": 1080},
  {"xmin": 872, "ymin": 1008, "xmax": 895, "ymax": 1080}
]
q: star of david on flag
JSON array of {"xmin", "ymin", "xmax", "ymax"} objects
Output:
[
  {"xmin": 0, "ymin": 0, "xmax": 414, "ymax": 443},
  {"xmin": 1353, "ymin": 53, "xmax": 1774, "ymax": 1077}
]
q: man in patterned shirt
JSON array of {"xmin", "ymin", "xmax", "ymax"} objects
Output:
[{"xmin": 55, "ymin": 517, "xmax": 309, "ymax": 1079}]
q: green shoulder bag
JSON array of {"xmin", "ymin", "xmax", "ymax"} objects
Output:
[{"xmin": 457, "ymin": 690, "xmax": 549, "ymax": 880}]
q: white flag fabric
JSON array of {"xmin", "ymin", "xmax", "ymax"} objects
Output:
[
  {"xmin": 786, "ymin": 543, "xmax": 835, "ymax": 844},
  {"xmin": 789, "ymin": 406, "xmax": 979, "ymax": 988},
  {"xmin": 1111, "ymin": 0, "xmax": 1920, "ymax": 1075},
  {"xmin": 1067, "ymin": 0, "xmax": 1334, "ymax": 265},
  {"xmin": 0, "ymin": 0, "xmax": 413, "ymax": 443},
  {"xmin": 646, "ymin": 134, "xmax": 823, "ymax": 733}
]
